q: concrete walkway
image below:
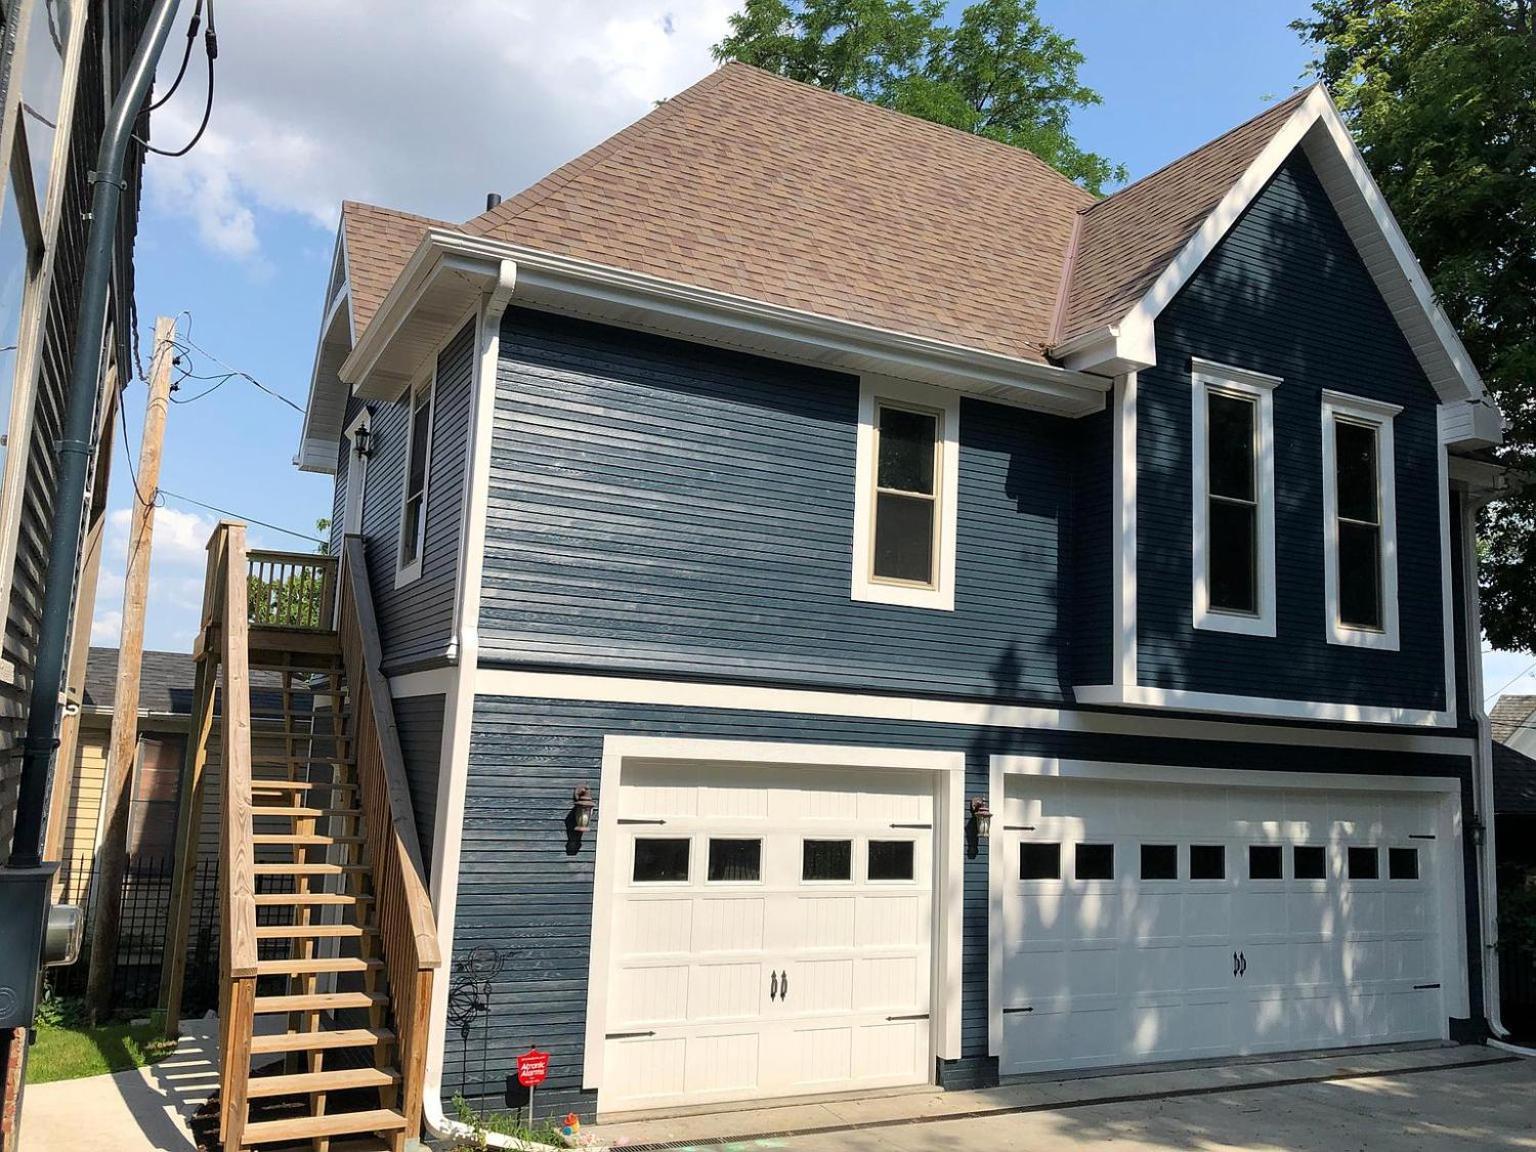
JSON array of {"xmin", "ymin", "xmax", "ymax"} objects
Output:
[
  {"xmin": 592, "ymin": 1045, "xmax": 1536, "ymax": 1151},
  {"xmin": 20, "ymin": 1016, "xmax": 218, "ymax": 1152}
]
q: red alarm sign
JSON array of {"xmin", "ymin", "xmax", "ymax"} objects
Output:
[{"xmin": 516, "ymin": 1049, "xmax": 550, "ymax": 1088}]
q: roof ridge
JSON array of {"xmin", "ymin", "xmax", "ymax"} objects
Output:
[
  {"xmin": 718, "ymin": 61, "xmax": 1096, "ymax": 205},
  {"xmin": 465, "ymin": 64, "xmax": 739, "ymax": 235},
  {"xmin": 1081, "ymin": 83, "xmax": 1319, "ymax": 218}
]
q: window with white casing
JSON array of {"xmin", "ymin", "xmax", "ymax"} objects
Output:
[
  {"xmin": 1322, "ymin": 390, "xmax": 1400, "ymax": 649},
  {"xmin": 396, "ymin": 372, "xmax": 434, "ymax": 586},
  {"xmin": 850, "ymin": 378, "xmax": 960, "ymax": 610},
  {"xmin": 1191, "ymin": 360, "xmax": 1278, "ymax": 636}
]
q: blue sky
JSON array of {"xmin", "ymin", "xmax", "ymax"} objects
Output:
[{"xmin": 103, "ymin": 0, "xmax": 1536, "ymax": 706}]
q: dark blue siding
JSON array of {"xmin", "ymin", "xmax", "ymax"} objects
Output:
[
  {"xmin": 479, "ymin": 309, "xmax": 1075, "ymax": 701},
  {"xmin": 1138, "ymin": 152, "xmax": 1446, "ymax": 711},
  {"xmin": 334, "ymin": 320, "xmax": 474, "ymax": 670},
  {"xmin": 447, "ymin": 695, "xmax": 1479, "ymax": 1120},
  {"xmin": 395, "ymin": 693, "xmax": 445, "ymax": 869},
  {"xmin": 1070, "ymin": 403, "xmax": 1114, "ymax": 686}
]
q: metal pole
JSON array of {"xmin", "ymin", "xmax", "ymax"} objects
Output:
[{"xmin": 8, "ymin": 0, "xmax": 183, "ymax": 869}]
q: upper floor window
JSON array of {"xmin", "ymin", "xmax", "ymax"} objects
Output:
[
  {"xmin": 1322, "ymin": 390, "xmax": 1400, "ymax": 649},
  {"xmin": 1191, "ymin": 360, "xmax": 1277, "ymax": 636},
  {"xmin": 396, "ymin": 373, "xmax": 434, "ymax": 586},
  {"xmin": 850, "ymin": 378, "xmax": 959, "ymax": 611}
]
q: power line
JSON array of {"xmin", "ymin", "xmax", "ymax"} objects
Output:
[
  {"xmin": 1484, "ymin": 657, "xmax": 1536, "ymax": 705},
  {"xmin": 157, "ymin": 487, "xmax": 327, "ymax": 547},
  {"xmin": 138, "ymin": 0, "xmax": 217, "ymax": 158},
  {"xmin": 145, "ymin": 0, "xmax": 204, "ymax": 113},
  {"xmin": 169, "ymin": 333, "xmax": 305, "ymax": 414}
]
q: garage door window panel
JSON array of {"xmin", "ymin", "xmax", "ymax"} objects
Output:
[
  {"xmin": 1248, "ymin": 845, "xmax": 1283, "ymax": 880},
  {"xmin": 868, "ymin": 840, "xmax": 915, "ymax": 882},
  {"xmin": 1347, "ymin": 846, "xmax": 1379, "ymax": 880},
  {"xmin": 1293, "ymin": 845, "xmax": 1327, "ymax": 880},
  {"xmin": 634, "ymin": 838, "xmax": 691, "ymax": 883},
  {"xmin": 707, "ymin": 838, "xmax": 762, "ymax": 883},
  {"xmin": 1019, "ymin": 842, "xmax": 1061, "ymax": 881},
  {"xmin": 1075, "ymin": 843, "xmax": 1114, "ymax": 881},
  {"xmin": 1190, "ymin": 845, "xmax": 1226, "ymax": 880},
  {"xmin": 1141, "ymin": 844, "xmax": 1178, "ymax": 880},
  {"xmin": 1389, "ymin": 847, "xmax": 1419, "ymax": 880},
  {"xmin": 803, "ymin": 839, "xmax": 853, "ymax": 882}
]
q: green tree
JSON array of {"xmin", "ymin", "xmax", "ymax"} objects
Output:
[
  {"xmin": 714, "ymin": 0, "xmax": 1125, "ymax": 193},
  {"xmin": 1294, "ymin": 0, "xmax": 1536, "ymax": 650}
]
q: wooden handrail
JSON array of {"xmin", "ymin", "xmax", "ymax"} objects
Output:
[
  {"xmin": 246, "ymin": 548, "xmax": 339, "ymax": 631},
  {"xmin": 337, "ymin": 533, "xmax": 440, "ymax": 1140}
]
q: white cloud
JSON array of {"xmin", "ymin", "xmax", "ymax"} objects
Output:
[
  {"xmin": 106, "ymin": 505, "xmax": 217, "ymax": 566},
  {"xmin": 143, "ymin": 1, "xmax": 735, "ymax": 260},
  {"xmin": 93, "ymin": 505, "xmax": 219, "ymax": 653},
  {"xmin": 91, "ymin": 609, "xmax": 122, "ymax": 646}
]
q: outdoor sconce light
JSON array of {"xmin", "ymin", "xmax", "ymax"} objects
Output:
[
  {"xmin": 570, "ymin": 787, "xmax": 595, "ymax": 834},
  {"xmin": 353, "ymin": 423, "xmax": 374, "ymax": 459},
  {"xmin": 970, "ymin": 796, "xmax": 992, "ymax": 840}
]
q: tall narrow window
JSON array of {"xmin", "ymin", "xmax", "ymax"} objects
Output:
[
  {"xmin": 851, "ymin": 379, "xmax": 959, "ymax": 610},
  {"xmin": 397, "ymin": 375, "xmax": 434, "ymax": 584},
  {"xmin": 1322, "ymin": 391, "xmax": 1399, "ymax": 649},
  {"xmin": 1192, "ymin": 361, "xmax": 1277, "ymax": 635}
]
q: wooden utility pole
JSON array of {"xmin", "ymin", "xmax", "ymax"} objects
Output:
[{"xmin": 86, "ymin": 315, "xmax": 175, "ymax": 1023}]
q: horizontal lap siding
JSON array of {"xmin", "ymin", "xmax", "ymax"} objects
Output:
[
  {"xmin": 1138, "ymin": 152, "xmax": 1445, "ymax": 711},
  {"xmin": 480, "ymin": 310, "xmax": 1073, "ymax": 700},
  {"xmin": 350, "ymin": 320, "xmax": 473, "ymax": 670},
  {"xmin": 448, "ymin": 695, "xmax": 1479, "ymax": 1119},
  {"xmin": 1071, "ymin": 404, "xmax": 1114, "ymax": 685},
  {"xmin": 394, "ymin": 693, "xmax": 445, "ymax": 870}
]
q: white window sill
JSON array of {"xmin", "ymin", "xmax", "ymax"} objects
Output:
[
  {"xmin": 394, "ymin": 559, "xmax": 423, "ymax": 590},
  {"xmin": 1326, "ymin": 621, "xmax": 1400, "ymax": 651},
  {"xmin": 1193, "ymin": 608, "xmax": 1275, "ymax": 638},
  {"xmin": 851, "ymin": 579, "xmax": 955, "ymax": 612}
]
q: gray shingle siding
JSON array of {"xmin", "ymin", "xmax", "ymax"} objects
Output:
[
  {"xmin": 1136, "ymin": 152, "xmax": 1446, "ymax": 711},
  {"xmin": 334, "ymin": 319, "xmax": 474, "ymax": 670},
  {"xmin": 445, "ymin": 694, "xmax": 1481, "ymax": 1120},
  {"xmin": 479, "ymin": 309, "xmax": 1075, "ymax": 701},
  {"xmin": 395, "ymin": 693, "xmax": 445, "ymax": 869}
]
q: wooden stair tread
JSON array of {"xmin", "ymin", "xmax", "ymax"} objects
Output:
[
  {"xmin": 246, "ymin": 1066, "xmax": 400, "ymax": 1099},
  {"xmin": 255, "ymin": 923, "xmax": 372, "ymax": 940},
  {"xmin": 253, "ymin": 990, "xmax": 388, "ymax": 1014},
  {"xmin": 252, "ymin": 806, "xmax": 360, "ymax": 819},
  {"xmin": 249, "ymin": 1027, "xmax": 394, "ymax": 1054},
  {"xmin": 253, "ymin": 757, "xmax": 356, "ymax": 767},
  {"xmin": 255, "ymin": 892, "xmax": 371, "ymax": 906},
  {"xmin": 253, "ymin": 833, "xmax": 366, "ymax": 846},
  {"xmin": 254, "ymin": 863, "xmax": 370, "ymax": 876},
  {"xmin": 242, "ymin": 1108, "xmax": 406, "ymax": 1145},
  {"xmin": 255, "ymin": 956, "xmax": 383, "ymax": 976},
  {"xmin": 250, "ymin": 780, "xmax": 358, "ymax": 793}
]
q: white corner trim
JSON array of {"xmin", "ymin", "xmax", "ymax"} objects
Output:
[
  {"xmin": 1191, "ymin": 361, "xmax": 1278, "ymax": 638},
  {"xmin": 1072, "ymin": 683, "xmax": 1448, "ymax": 727},
  {"xmin": 1321, "ymin": 389, "xmax": 1400, "ymax": 651},
  {"xmin": 472, "ymin": 668, "xmax": 1474, "ymax": 752},
  {"xmin": 421, "ymin": 278, "xmax": 522, "ymax": 1150},
  {"xmin": 1112, "ymin": 373, "xmax": 1137, "ymax": 687},
  {"xmin": 850, "ymin": 377, "xmax": 960, "ymax": 611},
  {"xmin": 393, "ymin": 365, "xmax": 437, "ymax": 590},
  {"xmin": 986, "ymin": 753, "xmax": 1005, "ymax": 1058},
  {"xmin": 581, "ymin": 735, "xmax": 967, "ymax": 1101},
  {"xmin": 341, "ymin": 407, "xmax": 372, "ymax": 537}
]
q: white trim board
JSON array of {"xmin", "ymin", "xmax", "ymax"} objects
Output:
[
  {"xmin": 985, "ymin": 754, "xmax": 1471, "ymax": 1059},
  {"xmin": 1056, "ymin": 86, "xmax": 1487, "ymax": 408},
  {"xmin": 1111, "ymin": 373, "xmax": 1137, "ymax": 687},
  {"xmin": 1073, "ymin": 683, "xmax": 1449, "ymax": 728},
  {"xmin": 581, "ymin": 735, "xmax": 966, "ymax": 1102},
  {"xmin": 1321, "ymin": 389, "xmax": 1401, "ymax": 651},
  {"xmin": 467, "ymin": 667, "xmax": 1474, "ymax": 754}
]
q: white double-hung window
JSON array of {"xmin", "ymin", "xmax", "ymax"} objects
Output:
[
  {"xmin": 851, "ymin": 378, "xmax": 959, "ymax": 611},
  {"xmin": 1191, "ymin": 360, "xmax": 1278, "ymax": 636},
  {"xmin": 1321, "ymin": 390, "xmax": 1399, "ymax": 649},
  {"xmin": 395, "ymin": 372, "xmax": 435, "ymax": 586}
]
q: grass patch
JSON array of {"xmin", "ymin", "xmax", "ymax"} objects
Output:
[{"xmin": 25, "ymin": 1000, "xmax": 176, "ymax": 1085}]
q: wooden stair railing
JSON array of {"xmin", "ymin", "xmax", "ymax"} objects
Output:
[
  {"xmin": 335, "ymin": 534, "xmax": 442, "ymax": 1145},
  {"xmin": 185, "ymin": 524, "xmax": 440, "ymax": 1152}
]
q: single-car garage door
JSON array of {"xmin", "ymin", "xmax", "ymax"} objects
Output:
[
  {"xmin": 597, "ymin": 761, "xmax": 936, "ymax": 1113},
  {"xmin": 999, "ymin": 774, "xmax": 1449, "ymax": 1075}
]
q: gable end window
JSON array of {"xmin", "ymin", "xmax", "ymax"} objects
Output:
[
  {"xmin": 1321, "ymin": 390, "xmax": 1400, "ymax": 650},
  {"xmin": 851, "ymin": 377, "xmax": 959, "ymax": 611},
  {"xmin": 396, "ymin": 372, "xmax": 435, "ymax": 586},
  {"xmin": 1191, "ymin": 360, "xmax": 1278, "ymax": 636}
]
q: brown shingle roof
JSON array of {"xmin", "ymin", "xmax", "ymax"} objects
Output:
[
  {"xmin": 333, "ymin": 66, "xmax": 1323, "ymax": 366},
  {"xmin": 462, "ymin": 62, "xmax": 1094, "ymax": 362},
  {"xmin": 341, "ymin": 201, "xmax": 449, "ymax": 341},
  {"xmin": 1058, "ymin": 86, "xmax": 1316, "ymax": 345}
]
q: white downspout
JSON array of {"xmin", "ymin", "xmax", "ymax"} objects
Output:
[
  {"xmin": 418, "ymin": 260, "xmax": 550, "ymax": 1149},
  {"xmin": 1460, "ymin": 484, "xmax": 1534, "ymax": 1054}
]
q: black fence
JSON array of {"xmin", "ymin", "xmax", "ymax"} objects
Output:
[{"xmin": 49, "ymin": 854, "xmax": 302, "ymax": 1017}]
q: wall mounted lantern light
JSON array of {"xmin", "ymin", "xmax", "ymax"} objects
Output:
[
  {"xmin": 352, "ymin": 423, "xmax": 374, "ymax": 459},
  {"xmin": 970, "ymin": 796, "xmax": 992, "ymax": 840},
  {"xmin": 570, "ymin": 787, "xmax": 595, "ymax": 834}
]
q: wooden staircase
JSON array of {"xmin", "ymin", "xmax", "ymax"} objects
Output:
[{"xmin": 164, "ymin": 525, "xmax": 440, "ymax": 1152}]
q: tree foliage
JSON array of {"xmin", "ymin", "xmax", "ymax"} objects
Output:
[
  {"xmin": 1294, "ymin": 0, "xmax": 1536, "ymax": 650},
  {"xmin": 714, "ymin": 0, "xmax": 1125, "ymax": 193}
]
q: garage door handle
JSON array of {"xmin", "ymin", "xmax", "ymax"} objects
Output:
[
  {"xmin": 1238, "ymin": 952, "xmax": 1247, "ymax": 977},
  {"xmin": 770, "ymin": 971, "xmax": 779, "ymax": 1001},
  {"xmin": 605, "ymin": 1031, "xmax": 656, "ymax": 1040},
  {"xmin": 1234, "ymin": 951, "xmax": 1240, "ymax": 977},
  {"xmin": 781, "ymin": 971, "xmax": 789, "ymax": 1001}
]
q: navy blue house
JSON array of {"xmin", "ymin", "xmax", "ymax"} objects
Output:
[{"xmin": 297, "ymin": 65, "xmax": 1509, "ymax": 1126}]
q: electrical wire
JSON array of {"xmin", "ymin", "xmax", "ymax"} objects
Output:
[
  {"xmin": 156, "ymin": 487, "xmax": 327, "ymax": 546},
  {"xmin": 170, "ymin": 333, "xmax": 305, "ymax": 414},
  {"xmin": 138, "ymin": 0, "xmax": 217, "ymax": 158},
  {"xmin": 145, "ymin": 0, "xmax": 203, "ymax": 113}
]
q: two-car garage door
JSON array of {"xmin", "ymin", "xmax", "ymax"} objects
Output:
[{"xmin": 998, "ymin": 774, "xmax": 1450, "ymax": 1075}]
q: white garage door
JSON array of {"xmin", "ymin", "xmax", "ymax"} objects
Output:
[
  {"xmin": 599, "ymin": 762, "xmax": 935, "ymax": 1112},
  {"xmin": 1000, "ymin": 775, "xmax": 1446, "ymax": 1076}
]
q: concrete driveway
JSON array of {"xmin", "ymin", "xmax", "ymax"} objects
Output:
[{"xmin": 594, "ymin": 1047, "xmax": 1536, "ymax": 1152}]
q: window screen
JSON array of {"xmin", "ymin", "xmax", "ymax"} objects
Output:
[
  {"xmin": 872, "ymin": 403, "xmax": 939, "ymax": 585},
  {"xmin": 400, "ymin": 382, "xmax": 433, "ymax": 569},
  {"xmin": 1207, "ymin": 391, "xmax": 1258, "ymax": 613},
  {"xmin": 1335, "ymin": 419, "xmax": 1382, "ymax": 629}
]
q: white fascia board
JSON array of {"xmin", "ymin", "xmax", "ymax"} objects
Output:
[
  {"xmin": 342, "ymin": 230, "xmax": 1111, "ymax": 417},
  {"xmin": 297, "ymin": 227, "xmax": 356, "ymax": 474},
  {"xmin": 1064, "ymin": 87, "xmax": 1489, "ymax": 408},
  {"xmin": 1074, "ymin": 682, "xmax": 1450, "ymax": 728}
]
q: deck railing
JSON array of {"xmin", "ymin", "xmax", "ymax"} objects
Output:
[
  {"xmin": 246, "ymin": 548, "xmax": 338, "ymax": 631},
  {"xmin": 336, "ymin": 534, "xmax": 441, "ymax": 1141}
]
